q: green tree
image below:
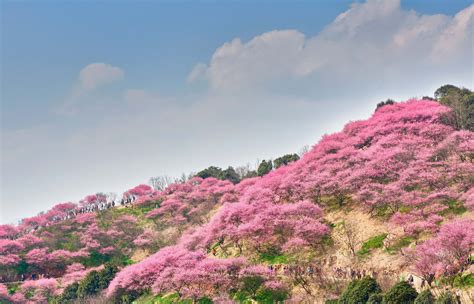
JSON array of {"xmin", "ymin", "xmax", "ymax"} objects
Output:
[
  {"xmin": 367, "ymin": 293, "xmax": 383, "ymax": 304},
  {"xmin": 219, "ymin": 166, "xmax": 241, "ymax": 184},
  {"xmin": 241, "ymin": 275, "xmax": 265, "ymax": 299},
  {"xmin": 414, "ymin": 290, "xmax": 435, "ymax": 304},
  {"xmin": 98, "ymin": 263, "xmax": 118, "ymax": 289},
  {"xmin": 77, "ymin": 270, "xmax": 101, "ymax": 298},
  {"xmin": 383, "ymin": 281, "xmax": 418, "ymax": 304},
  {"xmin": 273, "ymin": 154, "xmax": 300, "ymax": 169},
  {"xmin": 56, "ymin": 282, "xmax": 79, "ymax": 303},
  {"xmin": 338, "ymin": 277, "xmax": 381, "ymax": 304},
  {"xmin": 434, "ymin": 84, "xmax": 473, "ymax": 131},
  {"xmin": 257, "ymin": 160, "xmax": 273, "ymax": 176},
  {"xmin": 375, "ymin": 99, "xmax": 395, "ymax": 111},
  {"xmin": 255, "ymin": 287, "xmax": 288, "ymax": 303},
  {"xmin": 196, "ymin": 166, "xmax": 223, "ymax": 179}
]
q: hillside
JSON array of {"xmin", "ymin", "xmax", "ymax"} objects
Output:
[{"xmin": 1, "ymin": 97, "xmax": 473, "ymax": 304}]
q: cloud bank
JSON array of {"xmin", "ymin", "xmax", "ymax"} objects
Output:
[{"xmin": 189, "ymin": 0, "xmax": 473, "ymax": 93}]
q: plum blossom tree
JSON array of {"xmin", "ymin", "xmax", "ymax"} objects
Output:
[
  {"xmin": 18, "ymin": 278, "xmax": 58, "ymax": 303},
  {"xmin": 107, "ymin": 245, "xmax": 247, "ymax": 300},
  {"xmin": 409, "ymin": 219, "xmax": 474, "ymax": 285}
]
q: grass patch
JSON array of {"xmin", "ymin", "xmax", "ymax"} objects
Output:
[
  {"xmin": 134, "ymin": 293, "xmax": 209, "ymax": 304},
  {"xmin": 7, "ymin": 283, "xmax": 20, "ymax": 295},
  {"xmin": 441, "ymin": 200, "xmax": 467, "ymax": 215},
  {"xmin": 453, "ymin": 274, "xmax": 474, "ymax": 288},
  {"xmin": 357, "ymin": 233, "xmax": 388, "ymax": 256},
  {"xmin": 385, "ymin": 236, "xmax": 414, "ymax": 254},
  {"xmin": 258, "ymin": 252, "xmax": 289, "ymax": 265}
]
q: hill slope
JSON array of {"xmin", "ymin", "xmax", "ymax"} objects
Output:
[{"xmin": 1, "ymin": 99, "xmax": 473, "ymax": 303}]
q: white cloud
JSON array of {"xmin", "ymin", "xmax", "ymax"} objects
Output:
[
  {"xmin": 431, "ymin": 4, "xmax": 474, "ymax": 61},
  {"xmin": 187, "ymin": 63, "xmax": 208, "ymax": 83},
  {"xmin": 79, "ymin": 63, "xmax": 124, "ymax": 91},
  {"xmin": 55, "ymin": 63, "xmax": 124, "ymax": 115},
  {"xmin": 190, "ymin": 0, "xmax": 473, "ymax": 92}
]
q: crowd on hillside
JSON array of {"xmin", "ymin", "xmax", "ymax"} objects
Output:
[{"xmin": 6, "ymin": 195, "xmax": 142, "ymax": 240}]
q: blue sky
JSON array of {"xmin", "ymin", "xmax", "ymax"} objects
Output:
[{"xmin": 1, "ymin": 0, "xmax": 473, "ymax": 223}]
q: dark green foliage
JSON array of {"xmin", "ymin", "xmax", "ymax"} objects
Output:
[
  {"xmin": 116, "ymin": 290, "xmax": 141, "ymax": 304},
  {"xmin": 98, "ymin": 263, "xmax": 118, "ymax": 289},
  {"xmin": 441, "ymin": 200, "xmax": 467, "ymax": 216},
  {"xmin": 434, "ymin": 85, "xmax": 463, "ymax": 99},
  {"xmin": 77, "ymin": 270, "xmax": 101, "ymax": 298},
  {"xmin": 338, "ymin": 277, "xmax": 381, "ymax": 304},
  {"xmin": 434, "ymin": 84, "xmax": 473, "ymax": 131},
  {"xmin": 14, "ymin": 260, "xmax": 29, "ymax": 276},
  {"xmin": 56, "ymin": 282, "xmax": 79, "ymax": 303},
  {"xmin": 375, "ymin": 99, "xmax": 395, "ymax": 111},
  {"xmin": 367, "ymin": 293, "xmax": 383, "ymax": 304},
  {"xmin": 257, "ymin": 160, "xmax": 273, "ymax": 176},
  {"xmin": 196, "ymin": 166, "xmax": 241, "ymax": 184},
  {"xmin": 325, "ymin": 300, "xmax": 339, "ymax": 304},
  {"xmin": 435, "ymin": 292, "xmax": 456, "ymax": 304},
  {"xmin": 414, "ymin": 290, "xmax": 435, "ymax": 304},
  {"xmin": 219, "ymin": 166, "xmax": 241, "ymax": 184},
  {"xmin": 233, "ymin": 274, "xmax": 288, "ymax": 303},
  {"xmin": 74, "ymin": 263, "xmax": 118, "ymax": 299},
  {"xmin": 81, "ymin": 250, "xmax": 110, "ymax": 267},
  {"xmin": 273, "ymin": 153, "xmax": 300, "ymax": 169},
  {"xmin": 255, "ymin": 287, "xmax": 288, "ymax": 303},
  {"xmin": 196, "ymin": 166, "xmax": 223, "ymax": 179},
  {"xmin": 241, "ymin": 275, "xmax": 265, "ymax": 298},
  {"xmin": 7, "ymin": 284, "xmax": 19, "ymax": 296},
  {"xmin": 383, "ymin": 281, "xmax": 418, "ymax": 304}
]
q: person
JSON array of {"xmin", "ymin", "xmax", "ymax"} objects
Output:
[{"xmin": 455, "ymin": 290, "xmax": 461, "ymax": 303}]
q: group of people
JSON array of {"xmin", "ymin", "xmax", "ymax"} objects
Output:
[
  {"xmin": 267, "ymin": 263, "xmax": 322, "ymax": 277},
  {"xmin": 18, "ymin": 195, "xmax": 140, "ymax": 236},
  {"xmin": 331, "ymin": 266, "xmax": 382, "ymax": 281},
  {"xmin": 0, "ymin": 272, "xmax": 53, "ymax": 284}
]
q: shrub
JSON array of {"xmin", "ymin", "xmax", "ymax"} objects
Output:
[
  {"xmin": 273, "ymin": 154, "xmax": 300, "ymax": 169},
  {"xmin": 117, "ymin": 290, "xmax": 141, "ymax": 304},
  {"xmin": 338, "ymin": 277, "xmax": 381, "ymax": 304},
  {"xmin": 98, "ymin": 263, "xmax": 118, "ymax": 289},
  {"xmin": 56, "ymin": 282, "xmax": 79, "ymax": 303},
  {"xmin": 453, "ymin": 273, "xmax": 474, "ymax": 288},
  {"xmin": 77, "ymin": 270, "xmax": 101, "ymax": 298},
  {"xmin": 383, "ymin": 281, "xmax": 418, "ymax": 304},
  {"xmin": 435, "ymin": 292, "xmax": 455, "ymax": 304},
  {"xmin": 414, "ymin": 290, "xmax": 435, "ymax": 304},
  {"xmin": 255, "ymin": 287, "xmax": 288, "ymax": 303},
  {"xmin": 81, "ymin": 250, "xmax": 110, "ymax": 267},
  {"xmin": 367, "ymin": 293, "xmax": 383, "ymax": 304},
  {"xmin": 240, "ymin": 275, "xmax": 265, "ymax": 299},
  {"xmin": 257, "ymin": 160, "xmax": 273, "ymax": 176}
]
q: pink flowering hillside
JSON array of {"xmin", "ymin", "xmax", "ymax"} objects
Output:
[{"xmin": 1, "ymin": 98, "xmax": 473, "ymax": 303}]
